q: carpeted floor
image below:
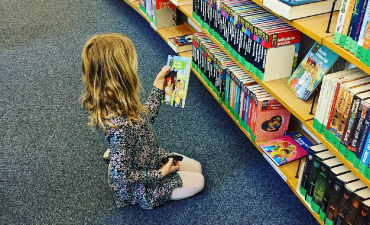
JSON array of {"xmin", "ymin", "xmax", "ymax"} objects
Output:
[{"xmin": 0, "ymin": 0, "xmax": 319, "ymax": 224}]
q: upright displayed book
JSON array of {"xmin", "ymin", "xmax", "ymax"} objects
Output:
[
  {"xmin": 140, "ymin": 0, "xmax": 177, "ymax": 29},
  {"xmin": 260, "ymin": 131, "xmax": 314, "ymax": 166},
  {"xmin": 286, "ymin": 42, "xmax": 339, "ymax": 101},
  {"xmin": 263, "ymin": 0, "xmax": 341, "ymax": 21},
  {"xmin": 163, "ymin": 55, "xmax": 191, "ymax": 108},
  {"xmin": 168, "ymin": 34, "xmax": 193, "ymax": 53}
]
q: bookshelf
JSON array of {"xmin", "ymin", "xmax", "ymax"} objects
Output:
[{"xmin": 121, "ymin": 0, "xmax": 370, "ymax": 224}]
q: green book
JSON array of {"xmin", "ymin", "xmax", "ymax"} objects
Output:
[
  {"xmin": 305, "ymin": 151, "xmax": 336, "ymax": 205},
  {"xmin": 319, "ymin": 165, "xmax": 350, "ymax": 221},
  {"xmin": 311, "ymin": 158, "xmax": 343, "ymax": 213}
]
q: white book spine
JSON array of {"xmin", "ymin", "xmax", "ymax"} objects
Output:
[
  {"xmin": 357, "ymin": 1, "xmax": 370, "ymax": 47},
  {"xmin": 323, "ymin": 81, "xmax": 340, "ymax": 129},
  {"xmin": 335, "ymin": 0, "xmax": 351, "ymax": 35},
  {"xmin": 315, "ymin": 76, "xmax": 332, "ymax": 125}
]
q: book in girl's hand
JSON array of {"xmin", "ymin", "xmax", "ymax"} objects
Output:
[
  {"xmin": 286, "ymin": 42, "xmax": 339, "ymax": 101},
  {"xmin": 162, "ymin": 55, "xmax": 191, "ymax": 108},
  {"xmin": 260, "ymin": 131, "xmax": 314, "ymax": 166},
  {"xmin": 167, "ymin": 34, "xmax": 193, "ymax": 53}
]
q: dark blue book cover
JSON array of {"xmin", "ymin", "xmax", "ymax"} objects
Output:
[{"xmin": 278, "ymin": 0, "xmax": 327, "ymax": 6}]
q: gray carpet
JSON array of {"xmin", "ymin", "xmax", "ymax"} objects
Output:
[{"xmin": 0, "ymin": 0, "xmax": 319, "ymax": 224}]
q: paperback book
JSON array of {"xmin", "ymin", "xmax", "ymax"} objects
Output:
[
  {"xmin": 260, "ymin": 131, "xmax": 314, "ymax": 166},
  {"xmin": 286, "ymin": 42, "xmax": 339, "ymax": 101},
  {"xmin": 168, "ymin": 34, "xmax": 193, "ymax": 53},
  {"xmin": 163, "ymin": 55, "xmax": 191, "ymax": 108}
]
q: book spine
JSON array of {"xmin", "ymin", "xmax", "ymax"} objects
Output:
[
  {"xmin": 340, "ymin": 0, "xmax": 358, "ymax": 47},
  {"xmin": 311, "ymin": 164, "xmax": 330, "ymax": 213},
  {"xmin": 344, "ymin": 0, "xmax": 366, "ymax": 50},
  {"xmin": 314, "ymin": 76, "xmax": 334, "ymax": 132},
  {"xmin": 325, "ymin": 82, "xmax": 341, "ymax": 133},
  {"xmin": 341, "ymin": 95, "xmax": 362, "ymax": 147},
  {"xmin": 337, "ymin": 92, "xmax": 356, "ymax": 139},
  {"xmin": 324, "ymin": 179, "xmax": 347, "ymax": 224},
  {"xmin": 355, "ymin": 0, "xmax": 370, "ymax": 57},
  {"xmin": 328, "ymin": 85, "xmax": 347, "ymax": 137},
  {"xmin": 334, "ymin": 0, "xmax": 352, "ymax": 44},
  {"xmin": 349, "ymin": 0, "xmax": 369, "ymax": 53},
  {"xmin": 358, "ymin": 126, "xmax": 370, "ymax": 174}
]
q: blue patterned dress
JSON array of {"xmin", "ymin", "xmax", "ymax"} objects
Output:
[{"xmin": 105, "ymin": 87, "xmax": 183, "ymax": 209}]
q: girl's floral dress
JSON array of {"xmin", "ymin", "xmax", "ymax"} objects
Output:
[{"xmin": 104, "ymin": 87, "xmax": 182, "ymax": 209}]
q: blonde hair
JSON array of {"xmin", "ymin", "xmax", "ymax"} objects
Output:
[{"xmin": 80, "ymin": 33, "xmax": 148, "ymax": 133}]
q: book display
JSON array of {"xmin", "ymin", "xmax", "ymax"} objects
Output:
[{"xmin": 122, "ymin": 0, "xmax": 370, "ymax": 223}]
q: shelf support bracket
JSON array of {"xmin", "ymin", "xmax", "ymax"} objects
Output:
[{"xmin": 326, "ymin": 0, "xmax": 338, "ymax": 33}]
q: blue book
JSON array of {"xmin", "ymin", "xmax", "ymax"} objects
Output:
[
  {"xmin": 286, "ymin": 42, "xmax": 339, "ymax": 101},
  {"xmin": 263, "ymin": 0, "xmax": 341, "ymax": 20}
]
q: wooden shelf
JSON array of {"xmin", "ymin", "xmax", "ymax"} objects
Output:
[
  {"xmin": 122, "ymin": 1, "xmax": 368, "ymax": 224},
  {"xmin": 323, "ymin": 36, "xmax": 370, "ymax": 74},
  {"xmin": 177, "ymin": 5, "xmax": 318, "ymax": 124}
]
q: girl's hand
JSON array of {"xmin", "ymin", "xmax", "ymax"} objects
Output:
[
  {"xmin": 153, "ymin": 65, "xmax": 171, "ymax": 90},
  {"xmin": 159, "ymin": 158, "xmax": 180, "ymax": 177}
]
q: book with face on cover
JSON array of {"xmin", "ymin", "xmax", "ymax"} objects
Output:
[
  {"xmin": 286, "ymin": 42, "xmax": 339, "ymax": 101},
  {"xmin": 259, "ymin": 131, "xmax": 314, "ymax": 166},
  {"xmin": 162, "ymin": 55, "xmax": 191, "ymax": 108}
]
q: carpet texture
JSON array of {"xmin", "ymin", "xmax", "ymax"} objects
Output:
[{"xmin": 0, "ymin": 0, "xmax": 319, "ymax": 224}]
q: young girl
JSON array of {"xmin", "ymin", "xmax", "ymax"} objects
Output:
[{"xmin": 80, "ymin": 33, "xmax": 204, "ymax": 209}]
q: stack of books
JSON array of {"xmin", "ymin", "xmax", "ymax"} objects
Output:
[
  {"xmin": 313, "ymin": 67, "xmax": 370, "ymax": 179},
  {"xmin": 192, "ymin": 0, "xmax": 302, "ymax": 82},
  {"xmin": 297, "ymin": 144, "xmax": 370, "ymax": 224},
  {"xmin": 332, "ymin": 0, "xmax": 370, "ymax": 66},
  {"xmin": 192, "ymin": 32, "xmax": 291, "ymax": 142}
]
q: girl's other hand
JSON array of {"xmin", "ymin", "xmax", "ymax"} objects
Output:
[
  {"xmin": 153, "ymin": 65, "xmax": 171, "ymax": 90},
  {"xmin": 159, "ymin": 157, "xmax": 180, "ymax": 177}
]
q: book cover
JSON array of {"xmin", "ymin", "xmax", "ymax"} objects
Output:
[
  {"xmin": 311, "ymin": 157, "xmax": 343, "ymax": 213},
  {"xmin": 300, "ymin": 144, "xmax": 328, "ymax": 197},
  {"xmin": 263, "ymin": 0, "xmax": 341, "ymax": 20},
  {"xmin": 305, "ymin": 151, "xmax": 335, "ymax": 204},
  {"xmin": 318, "ymin": 165, "xmax": 350, "ymax": 221},
  {"xmin": 335, "ymin": 180, "xmax": 367, "ymax": 224},
  {"xmin": 286, "ymin": 42, "xmax": 339, "ymax": 101},
  {"xmin": 168, "ymin": 34, "xmax": 193, "ymax": 53},
  {"xmin": 333, "ymin": 0, "xmax": 354, "ymax": 44},
  {"xmin": 345, "ymin": 188, "xmax": 370, "ymax": 224},
  {"xmin": 260, "ymin": 131, "xmax": 313, "ymax": 166},
  {"xmin": 163, "ymin": 55, "xmax": 191, "ymax": 108}
]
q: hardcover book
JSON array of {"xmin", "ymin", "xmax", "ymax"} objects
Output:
[
  {"xmin": 300, "ymin": 144, "xmax": 328, "ymax": 197},
  {"xmin": 324, "ymin": 172, "xmax": 359, "ymax": 224},
  {"xmin": 168, "ymin": 34, "xmax": 193, "ymax": 53},
  {"xmin": 163, "ymin": 55, "xmax": 191, "ymax": 108},
  {"xmin": 311, "ymin": 158, "xmax": 343, "ymax": 213},
  {"xmin": 263, "ymin": 0, "xmax": 341, "ymax": 21},
  {"xmin": 259, "ymin": 131, "xmax": 314, "ymax": 166},
  {"xmin": 286, "ymin": 42, "xmax": 339, "ymax": 101}
]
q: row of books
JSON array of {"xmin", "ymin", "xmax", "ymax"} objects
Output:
[
  {"xmin": 192, "ymin": 0, "xmax": 302, "ymax": 82},
  {"xmin": 139, "ymin": 0, "xmax": 177, "ymax": 29},
  {"xmin": 192, "ymin": 32, "xmax": 291, "ymax": 142},
  {"xmin": 333, "ymin": 0, "xmax": 370, "ymax": 66},
  {"xmin": 298, "ymin": 143, "xmax": 370, "ymax": 224},
  {"xmin": 313, "ymin": 67, "xmax": 370, "ymax": 180}
]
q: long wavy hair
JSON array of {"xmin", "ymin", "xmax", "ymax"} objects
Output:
[{"xmin": 80, "ymin": 33, "xmax": 148, "ymax": 133}]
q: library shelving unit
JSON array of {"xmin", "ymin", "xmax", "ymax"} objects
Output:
[{"xmin": 122, "ymin": 0, "xmax": 370, "ymax": 224}]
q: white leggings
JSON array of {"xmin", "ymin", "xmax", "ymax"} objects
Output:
[
  {"xmin": 107, "ymin": 153, "xmax": 204, "ymax": 200},
  {"xmin": 171, "ymin": 153, "xmax": 204, "ymax": 200}
]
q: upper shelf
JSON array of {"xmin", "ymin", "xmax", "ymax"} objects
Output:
[{"xmin": 178, "ymin": 3, "xmax": 318, "ymax": 123}]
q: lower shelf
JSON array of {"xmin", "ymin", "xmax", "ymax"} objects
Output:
[{"xmin": 191, "ymin": 66, "xmax": 323, "ymax": 224}]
